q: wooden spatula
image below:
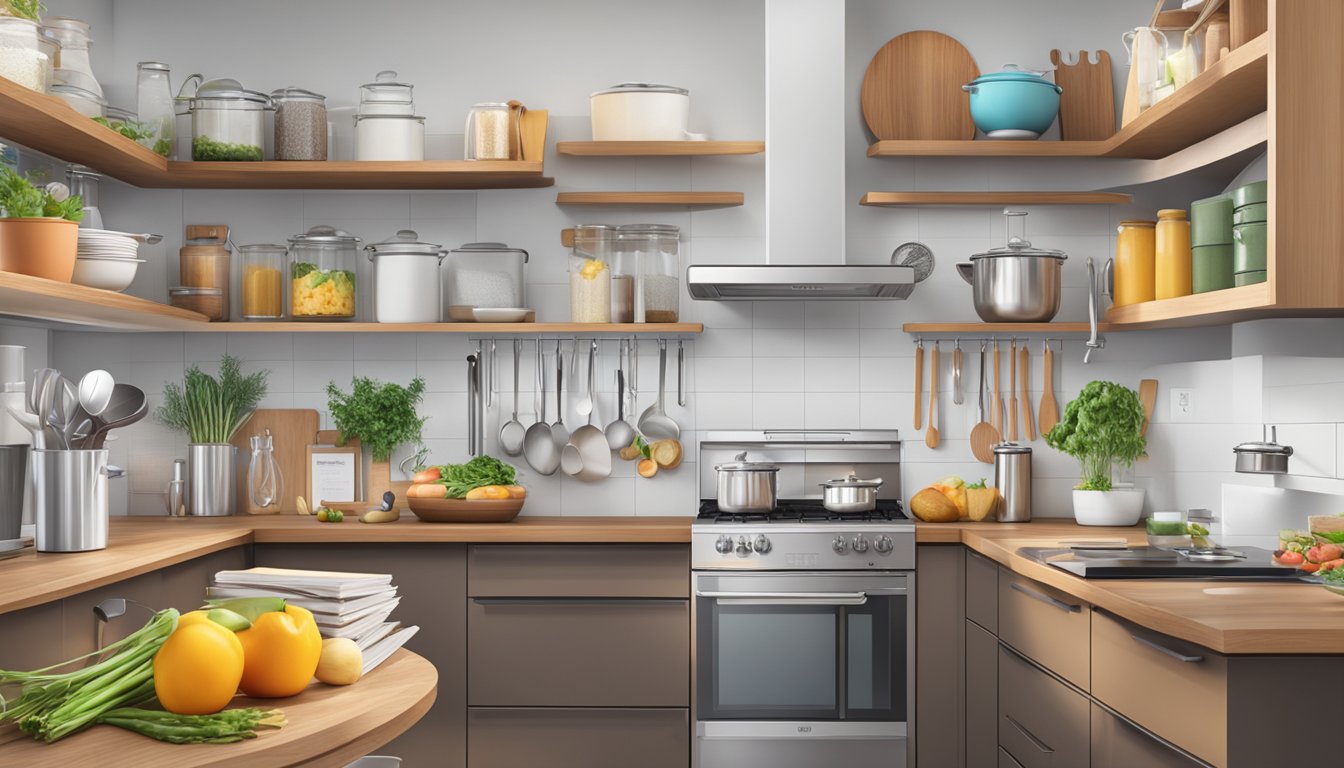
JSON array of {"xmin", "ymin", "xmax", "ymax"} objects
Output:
[
  {"xmin": 913, "ymin": 342, "xmax": 924, "ymax": 430},
  {"xmin": 1038, "ymin": 342, "xmax": 1060, "ymax": 435},
  {"xmin": 926, "ymin": 342, "xmax": 941, "ymax": 449},
  {"xmin": 1008, "ymin": 339, "xmax": 1018, "ymax": 441},
  {"xmin": 1020, "ymin": 344, "xmax": 1036, "ymax": 441},
  {"xmin": 1139, "ymin": 378, "xmax": 1158, "ymax": 436},
  {"xmin": 970, "ymin": 343, "xmax": 1000, "ymax": 463}
]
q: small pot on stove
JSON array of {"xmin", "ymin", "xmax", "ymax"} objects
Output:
[
  {"xmin": 1234, "ymin": 425, "xmax": 1293, "ymax": 474},
  {"xmin": 714, "ymin": 452, "xmax": 779, "ymax": 514},
  {"xmin": 819, "ymin": 474, "xmax": 884, "ymax": 513}
]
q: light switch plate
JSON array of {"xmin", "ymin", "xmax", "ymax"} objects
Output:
[{"xmin": 1171, "ymin": 388, "xmax": 1195, "ymax": 421}]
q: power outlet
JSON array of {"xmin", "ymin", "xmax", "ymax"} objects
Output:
[{"xmin": 1171, "ymin": 388, "xmax": 1195, "ymax": 421}]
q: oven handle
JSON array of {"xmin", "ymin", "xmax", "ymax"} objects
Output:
[{"xmin": 696, "ymin": 590, "xmax": 871, "ymax": 606}]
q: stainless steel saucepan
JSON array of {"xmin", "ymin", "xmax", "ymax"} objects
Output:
[{"xmin": 957, "ymin": 210, "xmax": 1066, "ymax": 323}]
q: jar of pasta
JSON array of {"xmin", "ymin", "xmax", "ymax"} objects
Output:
[
  {"xmin": 287, "ymin": 225, "xmax": 359, "ymax": 321},
  {"xmin": 238, "ymin": 244, "xmax": 286, "ymax": 320}
]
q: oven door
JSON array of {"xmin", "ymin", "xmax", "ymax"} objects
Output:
[{"xmin": 692, "ymin": 571, "xmax": 913, "ymax": 768}]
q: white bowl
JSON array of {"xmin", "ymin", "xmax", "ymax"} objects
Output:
[
  {"xmin": 1072, "ymin": 488, "xmax": 1146, "ymax": 526},
  {"xmin": 71, "ymin": 256, "xmax": 144, "ymax": 292}
]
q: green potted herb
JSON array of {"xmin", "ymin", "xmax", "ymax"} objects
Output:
[
  {"xmin": 2, "ymin": 0, "xmax": 43, "ymax": 21},
  {"xmin": 1044, "ymin": 380, "xmax": 1148, "ymax": 526},
  {"xmin": 327, "ymin": 376, "xmax": 426, "ymax": 501},
  {"xmin": 157, "ymin": 356, "xmax": 269, "ymax": 516},
  {"xmin": 0, "ymin": 166, "xmax": 83, "ymax": 282}
]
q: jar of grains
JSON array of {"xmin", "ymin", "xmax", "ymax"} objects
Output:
[
  {"xmin": 238, "ymin": 244, "xmax": 286, "ymax": 320},
  {"xmin": 271, "ymin": 87, "xmax": 327, "ymax": 161},
  {"xmin": 569, "ymin": 247, "xmax": 612, "ymax": 323},
  {"xmin": 464, "ymin": 102, "xmax": 511, "ymax": 160},
  {"xmin": 617, "ymin": 223, "xmax": 680, "ymax": 323},
  {"xmin": 0, "ymin": 17, "xmax": 47, "ymax": 92}
]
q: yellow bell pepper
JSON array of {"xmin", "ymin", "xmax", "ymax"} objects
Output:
[
  {"xmin": 236, "ymin": 604, "xmax": 323, "ymax": 698},
  {"xmin": 152, "ymin": 613, "xmax": 245, "ymax": 715}
]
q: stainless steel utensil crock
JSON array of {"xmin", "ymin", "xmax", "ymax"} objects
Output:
[
  {"xmin": 819, "ymin": 474, "xmax": 884, "ymax": 513},
  {"xmin": 187, "ymin": 443, "xmax": 236, "ymax": 516},
  {"xmin": 33, "ymin": 448, "xmax": 111, "ymax": 552},
  {"xmin": 1233, "ymin": 425, "xmax": 1292, "ymax": 474},
  {"xmin": 956, "ymin": 210, "xmax": 1066, "ymax": 322},
  {"xmin": 714, "ymin": 452, "xmax": 779, "ymax": 514}
]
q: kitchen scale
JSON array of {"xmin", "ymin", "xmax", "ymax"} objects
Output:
[{"xmin": 1021, "ymin": 545, "xmax": 1305, "ymax": 579}]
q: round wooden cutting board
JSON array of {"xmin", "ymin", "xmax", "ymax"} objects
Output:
[{"xmin": 860, "ymin": 30, "xmax": 980, "ymax": 141}]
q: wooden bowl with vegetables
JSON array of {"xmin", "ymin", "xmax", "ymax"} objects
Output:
[{"xmin": 406, "ymin": 456, "xmax": 527, "ymax": 523}]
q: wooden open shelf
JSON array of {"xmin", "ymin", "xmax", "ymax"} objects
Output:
[
  {"xmin": 204, "ymin": 322, "xmax": 705, "ymax": 334},
  {"xmin": 555, "ymin": 192, "xmax": 743, "ymax": 207},
  {"xmin": 867, "ymin": 32, "xmax": 1267, "ymax": 160},
  {"xmin": 902, "ymin": 323, "xmax": 1101, "ymax": 334},
  {"xmin": 556, "ymin": 141, "xmax": 764, "ymax": 156},
  {"xmin": 0, "ymin": 272, "xmax": 207, "ymax": 330},
  {"xmin": 1103, "ymin": 282, "xmax": 1275, "ymax": 328},
  {"xmin": 0, "ymin": 77, "xmax": 553, "ymax": 190},
  {"xmin": 861, "ymin": 192, "xmax": 1131, "ymax": 207}
]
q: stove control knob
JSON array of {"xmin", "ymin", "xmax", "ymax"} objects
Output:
[
  {"xmin": 852, "ymin": 535, "xmax": 870, "ymax": 553},
  {"xmin": 735, "ymin": 536, "xmax": 751, "ymax": 557},
  {"xmin": 874, "ymin": 535, "xmax": 894, "ymax": 554},
  {"xmin": 715, "ymin": 535, "xmax": 734, "ymax": 555},
  {"xmin": 832, "ymin": 536, "xmax": 849, "ymax": 554},
  {"xmin": 753, "ymin": 535, "xmax": 772, "ymax": 554}
]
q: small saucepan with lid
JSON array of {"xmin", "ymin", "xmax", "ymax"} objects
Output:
[
  {"xmin": 819, "ymin": 474, "xmax": 884, "ymax": 513},
  {"xmin": 1233, "ymin": 425, "xmax": 1293, "ymax": 474},
  {"xmin": 714, "ymin": 452, "xmax": 779, "ymax": 514}
]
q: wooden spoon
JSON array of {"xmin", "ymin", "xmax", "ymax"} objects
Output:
[
  {"xmin": 991, "ymin": 341, "xmax": 1003, "ymax": 433},
  {"xmin": 925, "ymin": 342, "xmax": 940, "ymax": 449},
  {"xmin": 969, "ymin": 343, "xmax": 1000, "ymax": 463},
  {"xmin": 1139, "ymin": 378, "xmax": 1158, "ymax": 436},
  {"xmin": 913, "ymin": 342, "xmax": 924, "ymax": 430},
  {"xmin": 1008, "ymin": 339, "xmax": 1018, "ymax": 441},
  {"xmin": 1038, "ymin": 342, "xmax": 1060, "ymax": 435},
  {"xmin": 1020, "ymin": 344, "xmax": 1036, "ymax": 441}
]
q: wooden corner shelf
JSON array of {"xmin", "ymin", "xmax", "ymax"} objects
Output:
[
  {"xmin": 556, "ymin": 141, "xmax": 764, "ymax": 157},
  {"xmin": 0, "ymin": 272, "xmax": 207, "ymax": 330},
  {"xmin": 555, "ymin": 192, "xmax": 743, "ymax": 207},
  {"xmin": 902, "ymin": 323, "xmax": 1101, "ymax": 334},
  {"xmin": 867, "ymin": 32, "xmax": 1267, "ymax": 161},
  {"xmin": 203, "ymin": 322, "xmax": 705, "ymax": 335},
  {"xmin": 861, "ymin": 192, "xmax": 1131, "ymax": 207},
  {"xmin": 1103, "ymin": 282, "xmax": 1275, "ymax": 328}
]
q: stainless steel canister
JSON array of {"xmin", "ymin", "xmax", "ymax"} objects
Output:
[
  {"xmin": 993, "ymin": 442, "xmax": 1032, "ymax": 522},
  {"xmin": 188, "ymin": 443, "xmax": 236, "ymax": 516},
  {"xmin": 32, "ymin": 448, "xmax": 111, "ymax": 552},
  {"xmin": 714, "ymin": 452, "xmax": 779, "ymax": 514},
  {"xmin": 0, "ymin": 444, "xmax": 29, "ymax": 540}
]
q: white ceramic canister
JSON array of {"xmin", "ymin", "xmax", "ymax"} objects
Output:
[
  {"xmin": 590, "ymin": 83, "xmax": 693, "ymax": 141},
  {"xmin": 365, "ymin": 229, "xmax": 446, "ymax": 323},
  {"xmin": 355, "ymin": 114, "xmax": 425, "ymax": 160}
]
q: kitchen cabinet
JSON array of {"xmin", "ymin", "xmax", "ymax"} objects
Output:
[
  {"xmin": 997, "ymin": 644, "xmax": 1090, "ymax": 768},
  {"xmin": 467, "ymin": 708, "xmax": 689, "ymax": 768},
  {"xmin": 1091, "ymin": 704, "xmax": 1208, "ymax": 768},
  {"xmin": 964, "ymin": 620, "xmax": 998, "ymax": 768},
  {"xmin": 965, "ymin": 550, "xmax": 998, "ymax": 633},
  {"xmin": 997, "ymin": 569, "xmax": 1091, "ymax": 690},
  {"xmin": 915, "ymin": 545, "xmax": 966, "ymax": 768}
]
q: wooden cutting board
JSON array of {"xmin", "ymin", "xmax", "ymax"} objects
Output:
[
  {"xmin": 861, "ymin": 30, "xmax": 979, "ymax": 141},
  {"xmin": 1050, "ymin": 50, "xmax": 1116, "ymax": 141},
  {"xmin": 230, "ymin": 408, "xmax": 320, "ymax": 515}
]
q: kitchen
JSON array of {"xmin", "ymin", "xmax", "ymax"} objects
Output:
[{"xmin": 0, "ymin": 0, "xmax": 1340, "ymax": 765}]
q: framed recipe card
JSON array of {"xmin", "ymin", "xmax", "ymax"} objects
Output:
[{"xmin": 308, "ymin": 444, "xmax": 361, "ymax": 506}]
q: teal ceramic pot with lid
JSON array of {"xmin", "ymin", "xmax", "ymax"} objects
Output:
[{"xmin": 962, "ymin": 65, "xmax": 1062, "ymax": 138}]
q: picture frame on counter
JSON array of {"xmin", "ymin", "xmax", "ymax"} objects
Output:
[{"xmin": 308, "ymin": 439, "xmax": 361, "ymax": 507}]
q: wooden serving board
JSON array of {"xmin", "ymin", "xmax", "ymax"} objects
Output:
[
  {"xmin": 230, "ymin": 408, "xmax": 320, "ymax": 515},
  {"xmin": 861, "ymin": 30, "xmax": 979, "ymax": 141},
  {"xmin": 1051, "ymin": 49, "xmax": 1116, "ymax": 140}
]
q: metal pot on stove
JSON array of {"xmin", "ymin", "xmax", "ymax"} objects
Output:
[
  {"xmin": 819, "ymin": 474, "xmax": 883, "ymax": 513},
  {"xmin": 713, "ymin": 452, "xmax": 779, "ymax": 514},
  {"xmin": 957, "ymin": 210, "xmax": 1067, "ymax": 323}
]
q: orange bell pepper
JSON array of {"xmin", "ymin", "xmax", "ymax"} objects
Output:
[
  {"xmin": 235, "ymin": 604, "xmax": 323, "ymax": 698},
  {"xmin": 153, "ymin": 613, "xmax": 245, "ymax": 715}
]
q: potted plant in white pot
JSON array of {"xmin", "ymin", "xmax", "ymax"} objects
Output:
[{"xmin": 1044, "ymin": 380, "xmax": 1148, "ymax": 526}]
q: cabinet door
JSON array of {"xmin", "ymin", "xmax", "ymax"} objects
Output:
[
  {"xmin": 999, "ymin": 747, "xmax": 1027, "ymax": 768},
  {"xmin": 469, "ymin": 544, "xmax": 689, "ymax": 598},
  {"xmin": 997, "ymin": 644, "xmax": 1089, "ymax": 768},
  {"xmin": 965, "ymin": 620, "xmax": 997, "ymax": 768},
  {"xmin": 916, "ymin": 545, "xmax": 965, "ymax": 768},
  {"xmin": 1092, "ymin": 704, "xmax": 1209, "ymax": 768},
  {"xmin": 965, "ymin": 550, "xmax": 999, "ymax": 633},
  {"xmin": 998, "ymin": 570, "xmax": 1090, "ymax": 690},
  {"xmin": 468, "ymin": 707, "xmax": 688, "ymax": 768}
]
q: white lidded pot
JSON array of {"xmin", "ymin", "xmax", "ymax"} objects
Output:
[
  {"xmin": 354, "ymin": 70, "xmax": 424, "ymax": 160},
  {"xmin": 590, "ymin": 83, "xmax": 703, "ymax": 141},
  {"xmin": 365, "ymin": 229, "xmax": 446, "ymax": 323}
]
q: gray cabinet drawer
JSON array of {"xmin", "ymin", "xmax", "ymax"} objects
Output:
[
  {"xmin": 468, "ymin": 544, "xmax": 689, "ymax": 597},
  {"xmin": 1091, "ymin": 704, "xmax": 1209, "ymax": 768},
  {"xmin": 999, "ymin": 747, "xmax": 1027, "ymax": 768},
  {"xmin": 467, "ymin": 707, "xmax": 688, "ymax": 768},
  {"xmin": 468, "ymin": 597, "xmax": 688, "ymax": 707},
  {"xmin": 997, "ymin": 644, "xmax": 1089, "ymax": 768},
  {"xmin": 998, "ymin": 570, "xmax": 1090, "ymax": 689},
  {"xmin": 965, "ymin": 550, "xmax": 999, "ymax": 633},
  {"xmin": 966, "ymin": 621, "xmax": 998, "ymax": 768}
]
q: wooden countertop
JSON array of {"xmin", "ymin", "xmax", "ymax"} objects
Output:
[
  {"xmin": 4, "ymin": 515, "xmax": 1342, "ymax": 654},
  {"xmin": 1, "ymin": 648, "xmax": 436, "ymax": 767}
]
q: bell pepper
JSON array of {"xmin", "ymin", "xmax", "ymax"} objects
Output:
[
  {"xmin": 234, "ymin": 604, "xmax": 323, "ymax": 698},
  {"xmin": 152, "ymin": 611, "xmax": 245, "ymax": 715},
  {"xmin": 931, "ymin": 475, "xmax": 968, "ymax": 518}
]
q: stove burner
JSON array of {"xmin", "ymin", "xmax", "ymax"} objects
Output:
[{"xmin": 697, "ymin": 499, "xmax": 906, "ymax": 524}]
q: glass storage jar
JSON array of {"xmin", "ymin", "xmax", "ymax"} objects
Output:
[
  {"xmin": 1155, "ymin": 209, "xmax": 1192, "ymax": 300},
  {"xmin": 443, "ymin": 242, "xmax": 528, "ymax": 318},
  {"xmin": 271, "ymin": 87, "xmax": 327, "ymax": 161},
  {"xmin": 617, "ymin": 223, "xmax": 681, "ymax": 323},
  {"xmin": 365, "ymin": 229, "xmax": 446, "ymax": 324},
  {"xmin": 287, "ymin": 225, "xmax": 359, "ymax": 321},
  {"xmin": 168, "ymin": 286, "xmax": 226, "ymax": 322},
  {"xmin": 0, "ymin": 17, "xmax": 47, "ymax": 92},
  {"xmin": 42, "ymin": 17, "xmax": 99, "ymax": 97},
  {"xmin": 187, "ymin": 78, "xmax": 268, "ymax": 161},
  {"xmin": 1113, "ymin": 220, "xmax": 1156, "ymax": 307},
  {"xmin": 35, "ymin": 29, "xmax": 57, "ymax": 93},
  {"xmin": 576, "ymin": 225, "xmax": 626, "ymax": 321},
  {"xmin": 179, "ymin": 224, "xmax": 231, "ymax": 321},
  {"xmin": 570, "ymin": 244, "xmax": 612, "ymax": 324},
  {"xmin": 66, "ymin": 165, "xmax": 102, "ymax": 229},
  {"xmin": 355, "ymin": 71, "xmax": 423, "ymax": 161},
  {"xmin": 50, "ymin": 82, "xmax": 103, "ymax": 117},
  {"xmin": 465, "ymin": 102, "xmax": 511, "ymax": 160},
  {"xmin": 135, "ymin": 61, "xmax": 174, "ymax": 157},
  {"xmin": 238, "ymin": 244, "xmax": 286, "ymax": 320}
]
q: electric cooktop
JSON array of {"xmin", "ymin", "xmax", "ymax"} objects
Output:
[{"xmin": 1021, "ymin": 545, "xmax": 1306, "ymax": 580}]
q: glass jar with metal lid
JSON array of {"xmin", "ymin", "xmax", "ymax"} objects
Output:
[
  {"xmin": 186, "ymin": 78, "xmax": 269, "ymax": 161},
  {"xmin": 0, "ymin": 17, "xmax": 45, "ymax": 92},
  {"xmin": 570, "ymin": 225, "xmax": 614, "ymax": 323},
  {"xmin": 239, "ymin": 244, "xmax": 286, "ymax": 320},
  {"xmin": 287, "ymin": 225, "xmax": 359, "ymax": 321},
  {"xmin": 365, "ymin": 229, "xmax": 446, "ymax": 324},
  {"xmin": 355, "ymin": 70, "xmax": 423, "ymax": 161},
  {"xmin": 270, "ymin": 87, "xmax": 326, "ymax": 161},
  {"xmin": 617, "ymin": 223, "xmax": 681, "ymax": 323},
  {"xmin": 444, "ymin": 242, "xmax": 528, "ymax": 319},
  {"xmin": 42, "ymin": 17, "xmax": 99, "ymax": 97}
]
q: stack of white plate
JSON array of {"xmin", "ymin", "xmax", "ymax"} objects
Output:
[{"xmin": 75, "ymin": 229, "xmax": 145, "ymax": 292}]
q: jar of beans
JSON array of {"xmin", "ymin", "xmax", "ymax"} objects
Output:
[{"xmin": 271, "ymin": 87, "xmax": 327, "ymax": 161}]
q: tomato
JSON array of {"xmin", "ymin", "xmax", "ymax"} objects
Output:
[
  {"xmin": 1275, "ymin": 550, "xmax": 1305, "ymax": 566},
  {"xmin": 1319, "ymin": 558, "xmax": 1344, "ymax": 572}
]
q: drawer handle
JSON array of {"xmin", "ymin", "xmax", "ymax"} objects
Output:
[
  {"xmin": 1129, "ymin": 632, "xmax": 1205, "ymax": 663},
  {"xmin": 1004, "ymin": 714, "xmax": 1054, "ymax": 754},
  {"xmin": 1009, "ymin": 581, "xmax": 1082, "ymax": 613},
  {"xmin": 471, "ymin": 597, "xmax": 681, "ymax": 606}
]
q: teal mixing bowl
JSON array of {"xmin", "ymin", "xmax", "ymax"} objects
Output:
[{"xmin": 962, "ymin": 70, "xmax": 1062, "ymax": 137}]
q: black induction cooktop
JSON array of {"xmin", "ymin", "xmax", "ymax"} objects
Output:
[{"xmin": 1021, "ymin": 545, "xmax": 1306, "ymax": 580}]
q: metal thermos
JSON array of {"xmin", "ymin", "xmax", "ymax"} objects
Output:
[
  {"xmin": 187, "ymin": 443, "xmax": 236, "ymax": 516},
  {"xmin": 993, "ymin": 442, "xmax": 1032, "ymax": 522},
  {"xmin": 32, "ymin": 449, "xmax": 111, "ymax": 552}
]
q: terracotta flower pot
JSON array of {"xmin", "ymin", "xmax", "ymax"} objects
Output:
[{"xmin": 0, "ymin": 218, "xmax": 79, "ymax": 282}]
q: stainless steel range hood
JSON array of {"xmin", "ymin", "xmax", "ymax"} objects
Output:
[{"xmin": 687, "ymin": 264, "xmax": 915, "ymax": 300}]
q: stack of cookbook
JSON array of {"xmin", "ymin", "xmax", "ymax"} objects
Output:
[{"xmin": 209, "ymin": 566, "xmax": 418, "ymax": 674}]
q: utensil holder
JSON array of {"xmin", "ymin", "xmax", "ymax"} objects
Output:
[
  {"xmin": 187, "ymin": 443, "xmax": 236, "ymax": 516},
  {"xmin": 33, "ymin": 448, "xmax": 110, "ymax": 552}
]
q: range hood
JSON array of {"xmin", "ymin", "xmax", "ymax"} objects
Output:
[{"xmin": 687, "ymin": 264, "xmax": 915, "ymax": 300}]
